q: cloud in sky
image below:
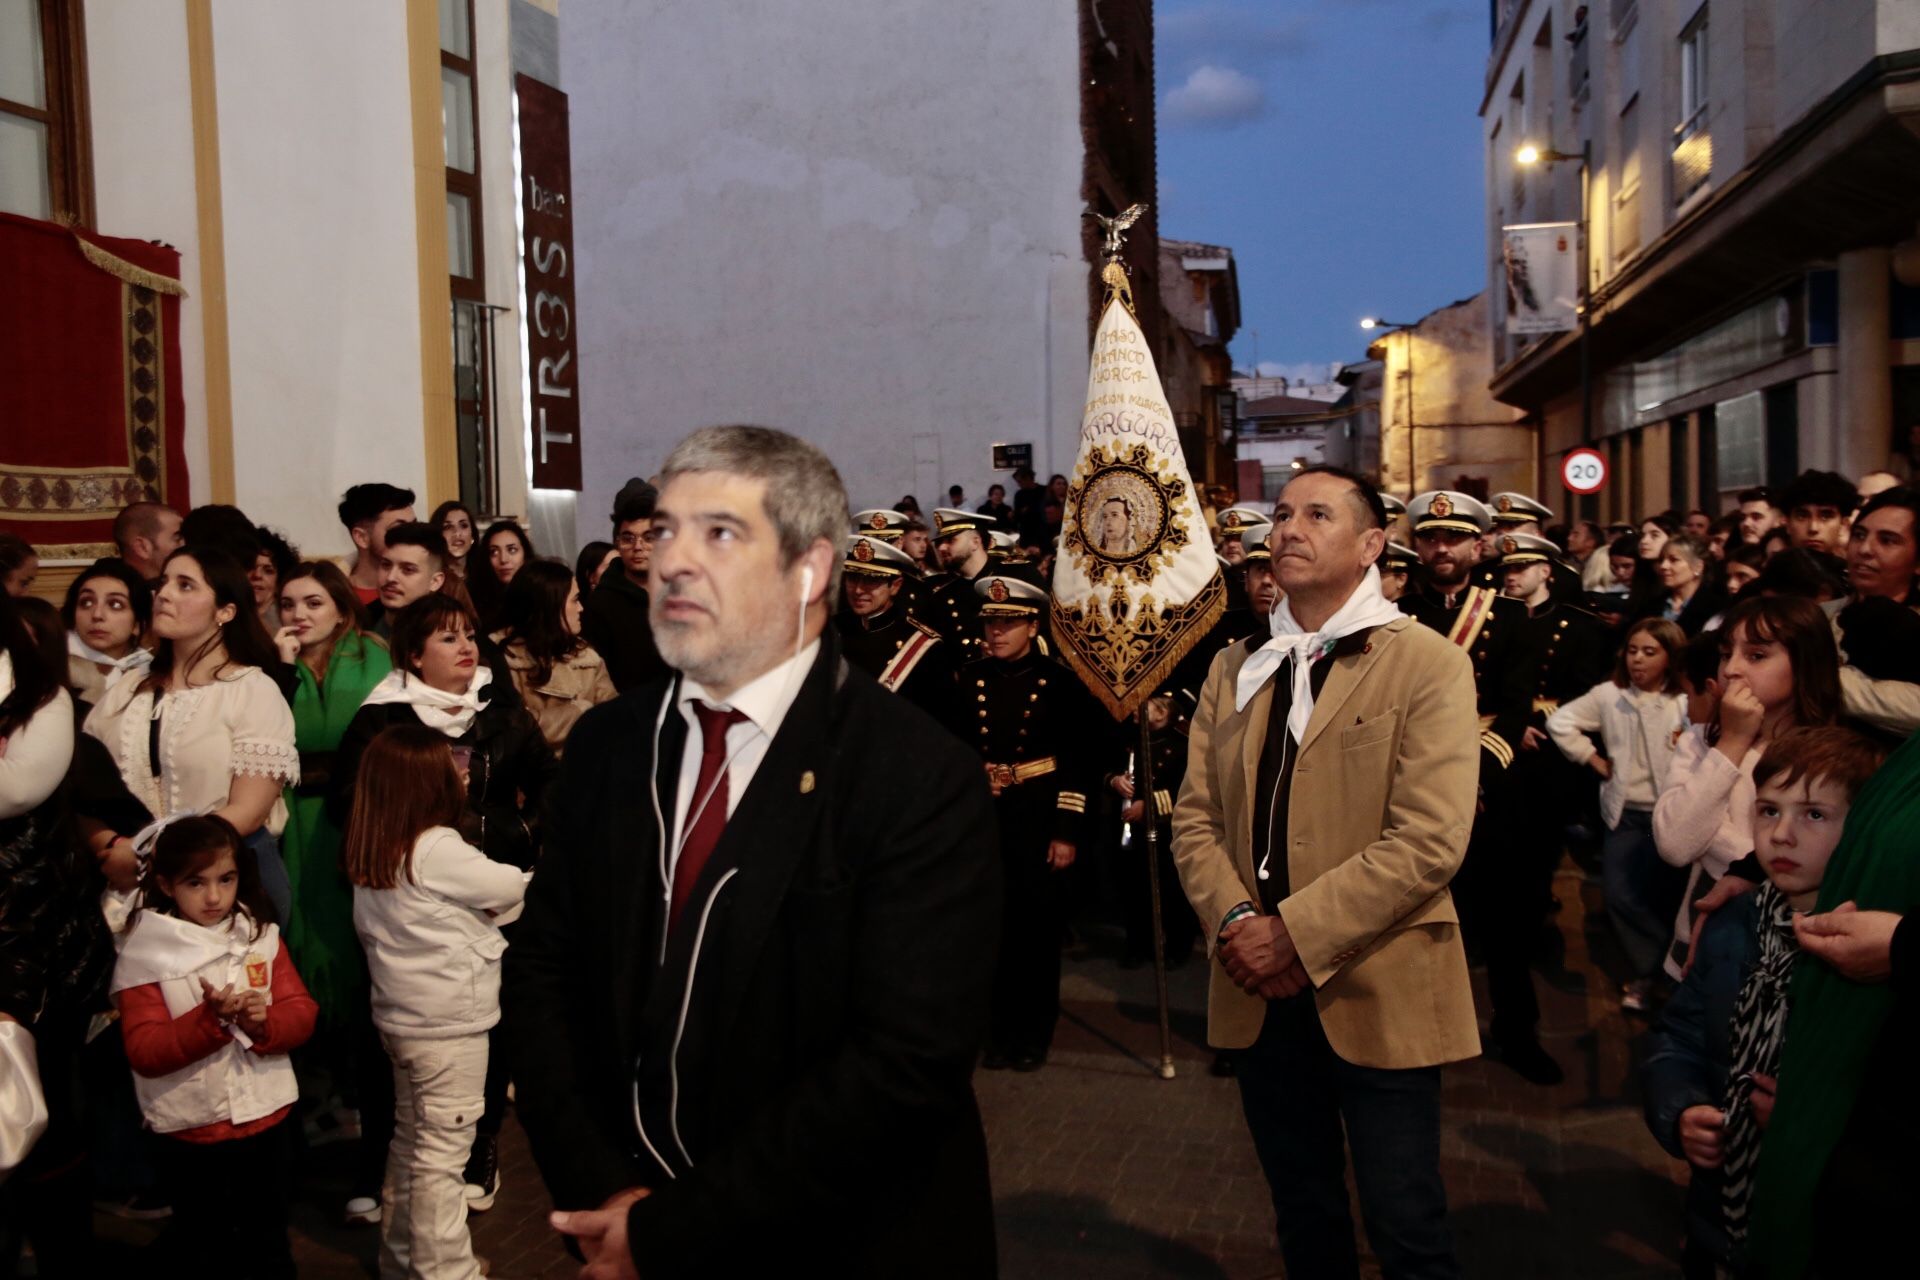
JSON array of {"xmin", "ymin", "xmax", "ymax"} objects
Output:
[
  {"xmin": 1157, "ymin": 6, "xmax": 1315, "ymax": 70},
  {"xmin": 1163, "ymin": 65, "xmax": 1266, "ymax": 127}
]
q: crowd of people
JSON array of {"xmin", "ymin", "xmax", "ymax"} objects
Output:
[{"xmin": 0, "ymin": 440, "xmax": 1914, "ymax": 1277}]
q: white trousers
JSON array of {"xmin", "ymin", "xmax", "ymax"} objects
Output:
[{"xmin": 379, "ymin": 1031, "xmax": 489, "ymax": 1280}]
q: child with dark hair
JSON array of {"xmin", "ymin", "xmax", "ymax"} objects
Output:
[
  {"xmin": 110, "ymin": 814, "xmax": 316, "ymax": 1277},
  {"xmin": 1644, "ymin": 726, "xmax": 1887, "ymax": 1277},
  {"xmin": 1654, "ymin": 597, "xmax": 1842, "ymax": 982},
  {"xmin": 1755, "ymin": 547, "xmax": 1850, "ymax": 602}
]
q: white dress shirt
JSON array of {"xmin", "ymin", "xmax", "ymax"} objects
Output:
[{"xmin": 665, "ymin": 639, "xmax": 820, "ymax": 890}]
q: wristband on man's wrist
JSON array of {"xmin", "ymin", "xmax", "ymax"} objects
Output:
[{"xmin": 1218, "ymin": 901, "xmax": 1258, "ymax": 940}]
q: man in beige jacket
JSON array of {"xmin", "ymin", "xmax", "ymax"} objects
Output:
[{"xmin": 1172, "ymin": 466, "xmax": 1480, "ymax": 1280}]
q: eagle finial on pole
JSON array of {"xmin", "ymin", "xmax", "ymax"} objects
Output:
[{"xmin": 1086, "ymin": 203, "xmax": 1148, "ymax": 314}]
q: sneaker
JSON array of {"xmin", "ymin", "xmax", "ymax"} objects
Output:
[
  {"xmin": 95, "ymin": 1190, "xmax": 172, "ymax": 1220},
  {"xmin": 1620, "ymin": 979, "xmax": 1653, "ymax": 1014},
  {"xmin": 343, "ymin": 1194, "xmax": 382, "ymax": 1226},
  {"xmin": 464, "ymin": 1135, "xmax": 500, "ymax": 1213}
]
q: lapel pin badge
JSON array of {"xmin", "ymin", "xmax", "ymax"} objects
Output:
[{"xmin": 799, "ymin": 770, "xmax": 816, "ymax": 795}]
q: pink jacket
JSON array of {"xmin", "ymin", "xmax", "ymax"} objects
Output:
[{"xmin": 1651, "ymin": 725, "xmax": 1758, "ymax": 880}]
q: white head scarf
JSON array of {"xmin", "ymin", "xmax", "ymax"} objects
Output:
[
  {"xmin": 359, "ymin": 666, "xmax": 494, "ymax": 738},
  {"xmin": 1234, "ymin": 566, "xmax": 1403, "ymax": 741}
]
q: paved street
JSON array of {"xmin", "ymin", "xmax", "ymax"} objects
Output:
[{"xmin": 93, "ymin": 858, "xmax": 1688, "ymax": 1278}]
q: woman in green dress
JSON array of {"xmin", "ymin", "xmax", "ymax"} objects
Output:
[{"xmin": 271, "ymin": 561, "xmax": 392, "ymax": 1026}]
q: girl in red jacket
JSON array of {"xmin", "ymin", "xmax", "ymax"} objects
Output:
[{"xmin": 110, "ymin": 814, "xmax": 316, "ymax": 1278}]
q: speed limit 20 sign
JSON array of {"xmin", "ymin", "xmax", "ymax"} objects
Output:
[{"xmin": 1561, "ymin": 448, "xmax": 1607, "ymax": 495}]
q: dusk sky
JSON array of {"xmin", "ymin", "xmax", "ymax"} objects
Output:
[{"xmin": 1155, "ymin": 0, "xmax": 1493, "ymax": 380}]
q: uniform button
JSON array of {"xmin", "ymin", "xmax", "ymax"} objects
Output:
[{"xmin": 978, "ymin": 710, "xmax": 987, "ymax": 717}]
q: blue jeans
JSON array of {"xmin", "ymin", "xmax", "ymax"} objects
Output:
[
  {"xmin": 1236, "ymin": 995, "xmax": 1459, "ymax": 1280},
  {"xmin": 1601, "ymin": 809, "xmax": 1688, "ymax": 980}
]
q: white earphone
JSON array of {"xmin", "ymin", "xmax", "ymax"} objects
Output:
[{"xmin": 799, "ymin": 565, "xmax": 815, "ymax": 605}]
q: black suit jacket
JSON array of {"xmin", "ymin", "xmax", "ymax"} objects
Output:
[
  {"xmin": 583, "ymin": 569, "xmax": 667, "ymax": 692},
  {"xmin": 502, "ymin": 634, "xmax": 1001, "ymax": 1277}
]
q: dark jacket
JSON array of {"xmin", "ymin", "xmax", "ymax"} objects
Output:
[
  {"xmin": 0, "ymin": 705, "xmax": 124, "ymax": 1024},
  {"xmin": 1643, "ymin": 895, "xmax": 1760, "ymax": 1268},
  {"xmin": 329, "ymin": 686, "xmax": 557, "ymax": 870},
  {"xmin": 583, "ymin": 569, "xmax": 666, "ymax": 693},
  {"xmin": 502, "ymin": 635, "xmax": 1001, "ymax": 1277}
]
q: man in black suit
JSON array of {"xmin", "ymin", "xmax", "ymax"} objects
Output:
[
  {"xmin": 584, "ymin": 485, "xmax": 669, "ymax": 692},
  {"xmin": 503, "ymin": 426, "xmax": 1001, "ymax": 1278}
]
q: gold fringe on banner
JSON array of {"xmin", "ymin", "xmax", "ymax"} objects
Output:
[{"xmin": 72, "ymin": 235, "xmax": 188, "ymax": 297}]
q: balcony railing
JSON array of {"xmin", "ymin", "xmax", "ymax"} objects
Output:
[{"xmin": 1672, "ymin": 106, "xmax": 1711, "ymax": 204}]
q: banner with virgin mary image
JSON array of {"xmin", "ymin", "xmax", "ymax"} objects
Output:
[{"xmin": 1051, "ymin": 292, "xmax": 1225, "ymax": 721}]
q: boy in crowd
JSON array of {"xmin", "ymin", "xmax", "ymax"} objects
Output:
[
  {"xmin": 1781, "ymin": 470, "xmax": 1857, "ymax": 556},
  {"xmin": 337, "ymin": 482, "xmax": 416, "ymax": 604},
  {"xmin": 1735, "ymin": 488, "xmax": 1784, "ymax": 547},
  {"xmin": 1642, "ymin": 727, "xmax": 1887, "ymax": 1278},
  {"xmin": 368, "ymin": 521, "xmax": 449, "ymax": 636}
]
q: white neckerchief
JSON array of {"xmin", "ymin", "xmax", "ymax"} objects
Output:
[
  {"xmin": 360, "ymin": 666, "xmax": 493, "ymax": 737},
  {"xmin": 66, "ymin": 631, "xmax": 152, "ymax": 688},
  {"xmin": 1234, "ymin": 566, "xmax": 1403, "ymax": 741}
]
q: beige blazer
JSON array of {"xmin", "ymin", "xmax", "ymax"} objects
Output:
[{"xmin": 1171, "ymin": 615, "xmax": 1481, "ymax": 1070}]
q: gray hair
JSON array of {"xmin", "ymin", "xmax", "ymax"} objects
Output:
[{"xmin": 660, "ymin": 425, "xmax": 850, "ymax": 605}]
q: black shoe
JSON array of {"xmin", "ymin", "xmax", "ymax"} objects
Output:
[
  {"xmin": 1496, "ymin": 1037, "xmax": 1565, "ymax": 1086},
  {"xmin": 981, "ymin": 1050, "xmax": 1012, "ymax": 1070},
  {"xmin": 1209, "ymin": 1052, "xmax": 1236, "ymax": 1078},
  {"xmin": 463, "ymin": 1135, "xmax": 500, "ymax": 1212},
  {"xmin": 1012, "ymin": 1053, "xmax": 1046, "ymax": 1072}
]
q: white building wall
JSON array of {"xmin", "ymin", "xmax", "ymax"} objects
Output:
[
  {"xmin": 211, "ymin": 0, "xmax": 428, "ymax": 555},
  {"xmin": 561, "ymin": 0, "xmax": 1087, "ymax": 544},
  {"xmin": 84, "ymin": 1, "xmax": 209, "ymax": 514}
]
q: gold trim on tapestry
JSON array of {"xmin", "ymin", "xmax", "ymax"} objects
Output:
[{"xmin": 72, "ymin": 235, "xmax": 189, "ymax": 297}]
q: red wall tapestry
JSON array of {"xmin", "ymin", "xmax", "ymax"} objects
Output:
[{"xmin": 0, "ymin": 210, "xmax": 191, "ymax": 556}]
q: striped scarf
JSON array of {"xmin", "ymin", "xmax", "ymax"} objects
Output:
[{"xmin": 1720, "ymin": 883, "xmax": 1798, "ymax": 1248}]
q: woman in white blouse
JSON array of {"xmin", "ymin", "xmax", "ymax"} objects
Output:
[{"xmin": 83, "ymin": 547, "xmax": 299, "ymax": 917}]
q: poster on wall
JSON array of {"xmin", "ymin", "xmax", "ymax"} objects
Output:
[
  {"xmin": 516, "ymin": 74, "xmax": 582, "ymax": 492},
  {"xmin": 1501, "ymin": 222, "xmax": 1578, "ymax": 335}
]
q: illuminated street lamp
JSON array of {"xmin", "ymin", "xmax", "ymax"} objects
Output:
[{"xmin": 1361, "ymin": 318, "xmax": 1419, "ymax": 498}]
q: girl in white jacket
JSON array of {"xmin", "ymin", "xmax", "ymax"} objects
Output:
[
  {"xmin": 1547, "ymin": 619, "xmax": 1689, "ymax": 1011},
  {"xmin": 110, "ymin": 813, "xmax": 316, "ymax": 1277},
  {"xmin": 346, "ymin": 724, "xmax": 526, "ymax": 1280}
]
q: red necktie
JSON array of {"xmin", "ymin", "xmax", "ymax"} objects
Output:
[{"xmin": 669, "ymin": 700, "xmax": 749, "ymax": 932}]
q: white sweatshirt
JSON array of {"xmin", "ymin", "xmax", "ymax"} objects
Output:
[
  {"xmin": 0, "ymin": 656, "xmax": 73, "ymax": 820},
  {"xmin": 1545, "ymin": 680, "xmax": 1687, "ymax": 829},
  {"xmin": 352, "ymin": 826, "xmax": 528, "ymax": 1039}
]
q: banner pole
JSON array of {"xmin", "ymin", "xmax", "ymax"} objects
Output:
[{"xmin": 1139, "ymin": 709, "xmax": 1177, "ymax": 1080}]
